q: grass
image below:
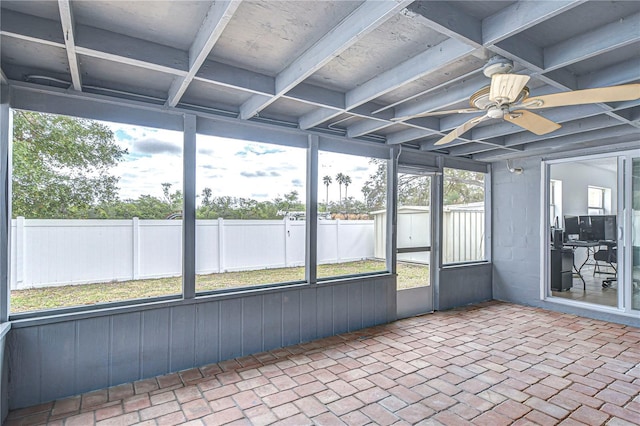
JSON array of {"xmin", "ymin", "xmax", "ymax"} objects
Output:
[{"xmin": 10, "ymin": 260, "xmax": 430, "ymax": 313}]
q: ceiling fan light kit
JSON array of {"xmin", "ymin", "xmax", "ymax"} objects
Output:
[{"xmin": 397, "ymin": 55, "xmax": 640, "ymax": 147}]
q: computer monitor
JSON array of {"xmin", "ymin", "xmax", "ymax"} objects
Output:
[
  {"xmin": 564, "ymin": 216, "xmax": 579, "ymax": 236},
  {"xmin": 590, "ymin": 216, "xmax": 606, "ymax": 241},
  {"xmin": 579, "ymin": 215, "xmax": 592, "ymax": 241},
  {"xmin": 604, "ymin": 215, "xmax": 616, "ymax": 240}
]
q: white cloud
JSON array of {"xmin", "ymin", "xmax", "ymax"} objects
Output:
[{"xmin": 105, "ymin": 122, "xmax": 379, "ymax": 205}]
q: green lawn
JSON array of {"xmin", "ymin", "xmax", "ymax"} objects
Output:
[{"xmin": 10, "ymin": 260, "xmax": 429, "ymax": 313}]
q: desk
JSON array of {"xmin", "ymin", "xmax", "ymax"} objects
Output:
[{"xmin": 563, "ymin": 240, "xmax": 616, "ymax": 289}]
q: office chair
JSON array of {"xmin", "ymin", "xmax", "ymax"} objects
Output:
[{"xmin": 594, "ymin": 243, "xmax": 616, "ymax": 288}]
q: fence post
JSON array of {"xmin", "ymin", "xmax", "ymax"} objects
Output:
[
  {"xmin": 335, "ymin": 219, "xmax": 341, "ymax": 263},
  {"xmin": 284, "ymin": 218, "xmax": 290, "ymax": 267},
  {"xmin": 132, "ymin": 217, "xmax": 140, "ymax": 280},
  {"xmin": 16, "ymin": 216, "xmax": 25, "ymax": 287},
  {"xmin": 218, "ymin": 217, "xmax": 224, "ymax": 273}
]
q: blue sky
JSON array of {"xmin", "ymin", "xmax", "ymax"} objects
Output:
[{"xmin": 108, "ymin": 122, "xmax": 378, "ymax": 205}]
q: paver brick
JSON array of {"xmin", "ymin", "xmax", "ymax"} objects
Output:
[{"xmin": 11, "ymin": 302, "xmax": 640, "ymax": 426}]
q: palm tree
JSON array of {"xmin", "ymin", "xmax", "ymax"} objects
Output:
[
  {"xmin": 343, "ymin": 175, "xmax": 352, "ymax": 200},
  {"xmin": 322, "ymin": 175, "xmax": 332, "ymax": 207},
  {"xmin": 336, "ymin": 173, "xmax": 345, "ymax": 204}
]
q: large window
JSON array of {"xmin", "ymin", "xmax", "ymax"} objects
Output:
[
  {"xmin": 10, "ymin": 111, "xmax": 183, "ymax": 313},
  {"xmin": 587, "ymin": 185, "xmax": 609, "ymax": 215},
  {"xmin": 550, "ymin": 179, "xmax": 563, "ymax": 227},
  {"xmin": 316, "ymin": 151, "xmax": 386, "ymax": 279},
  {"xmin": 442, "ymin": 168, "xmax": 486, "ymax": 264},
  {"xmin": 195, "ymin": 137, "xmax": 306, "ymax": 292}
]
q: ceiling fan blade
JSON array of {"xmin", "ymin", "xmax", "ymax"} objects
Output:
[
  {"xmin": 523, "ymin": 83, "xmax": 640, "ymax": 109},
  {"xmin": 434, "ymin": 114, "xmax": 490, "ymax": 146},
  {"xmin": 504, "ymin": 110, "xmax": 561, "ymax": 135},
  {"xmin": 391, "ymin": 108, "xmax": 480, "ymax": 121},
  {"xmin": 490, "ymin": 74, "xmax": 530, "ymax": 104}
]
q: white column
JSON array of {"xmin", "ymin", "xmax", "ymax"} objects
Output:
[
  {"xmin": 183, "ymin": 114, "xmax": 196, "ymax": 299},
  {"xmin": 335, "ymin": 219, "xmax": 341, "ymax": 263},
  {"xmin": 0, "ymin": 85, "xmax": 11, "ymax": 321},
  {"xmin": 305, "ymin": 135, "xmax": 318, "ymax": 284},
  {"xmin": 284, "ymin": 218, "xmax": 290, "ymax": 267},
  {"xmin": 218, "ymin": 217, "xmax": 225, "ymax": 273},
  {"xmin": 132, "ymin": 217, "xmax": 140, "ymax": 280},
  {"xmin": 15, "ymin": 216, "xmax": 24, "ymax": 286}
]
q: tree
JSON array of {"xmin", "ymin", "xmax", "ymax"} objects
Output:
[
  {"xmin": 322, "ymin": 175, "xmax": 332, "ymax": 206},
  {"xmin": 343, "ymin": 175, "xmax": 352, "ymax": 200},
  {"xmin": 161, "ymin": 182, "xmax": 183, "ymax": 213},
  {"xmin": 361, "ymin": 159, "xmax": 484, "ymax": 209},
  {"xmin": 335, "ymin": 172, "xmax": 345, "ymax": 204},
  {"xmin": 361, "ymin": 160, "xmax": 387, "ymax": 210},
  {"xmin": 12, "ymin": 110, "xmax": 127, "ymax": 218},
  {"xmin": 442, "ymin": 169, "xmax": 484, "ymax": 205}
]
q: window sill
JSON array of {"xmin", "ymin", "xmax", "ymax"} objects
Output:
[
  {"xmin": 441, "ymin": 260, "xmax": 490, "ymax": 269},
  {"xmin": 8, "ymin": 273, "xmax": 395, "ymax": 328}
]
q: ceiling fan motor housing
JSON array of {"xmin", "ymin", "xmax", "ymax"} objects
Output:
[{"xmin": 483, "ymin": 56, "xmax": 514, "ymax": 77}]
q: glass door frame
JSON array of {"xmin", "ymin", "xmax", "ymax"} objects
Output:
[
  {"xmin": 395, "ymin": 165, "xmax": 437, "ymax": 319},
  {"xmin": 541, "ymin": 148, "xmax": 640, "ymax": 317}
]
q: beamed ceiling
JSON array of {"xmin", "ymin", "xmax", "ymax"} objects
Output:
[{"xmin": 1, "ymin": 0, "xmax": 639, "ymax": 162}]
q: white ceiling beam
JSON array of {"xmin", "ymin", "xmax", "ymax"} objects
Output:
[
  {"xmin": 407, "ymin": 2, "xmax": 482, "ymax": 47},
  {"xmin": 447, "ymin": 114, "xmax": 625, "ymax": 155},
  {"xmin": 492, "ymin": 36, "xmax": 544, "ymax": 70},
  {"xmin": 75, "ymin": 25, "xmax": 189, "ymax": 76},
  {"xmin": 195, "ymin": 61, "xmax": 273, "ymax": 96},
  {"xmin": 166, "ymin": 0, "xmax": 241, "ymax": 107},
  {"xmin": 474, "ymin": 125, "xmax": 640, "ymax": 161},
  {"xmin": 543, "ymin": 12, "xmax": 640, "ymax": 72},
  {"xmin": 0, "ymin": 9, "xmax": 66, "ymax": 47},
  {"xmin": 446, "ymin": 145, "xmax": 497, "ymax": 156},
  {"xmin": 393, "ymin": 74, "xmax": 488, "ymax": 120},
  {"xmin": 239, "ymin": 0, "xmax": 413, "ymax": 120},
  {"xmin": 58, "ymin": 0, "xmax": 82, "ymax": 91},
  {"xmin": 299, "ymin": 109, "xmax": 343, "ymax": 131},
  {"xmin": 347, "ymin": 117, "xmax": 394, "ymax": 138},
  {"xmin": 482, "ymin": 0, "xmax": 585, "ymax": 46},
  {"xmin": 440, "ymin": 95, "xmax": 640, "ymax": 144},
  {"xmin": 386, "ymin": 127, "xmax": 440, "ymax": 145},
  {"xmin": 503, "ymin": 114, "xmax": 625, "ymax": 148},
  {"xmin": 469, "ymin": 104, "xmax": 605, "ymax": 140},
  {"xmin": 346, "ymin": 38, "xmax": 476, "ymax": 110},
  {"xmin": 1, "ymin": 11, "xmax": 352, "ymax": 115},
  {"xmin": 305, "ymin": 38, "xmax": 475, "ymax": 134},
  {"xmin": 577, "ymin": 58, "xmax": 640, "ymax": 89},
  {"xmin": 346, "ymin": 70, "xmax": 485, "ymax": 136},
  {"xmin": 286, "ymin": 84, "xmax": 344, "ymax": 110},
  {"xmin": 422, "ymin": 136, "xmax": 520, "ymax": 153}
]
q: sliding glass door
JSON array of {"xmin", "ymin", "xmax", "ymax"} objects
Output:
[
  {"xmin": 630, "ymin": 157, "xmax": 640, "ymax": 311},
  {"xmin": 545, "ymin": 150, "xmax": 640, "ymax": 315}
]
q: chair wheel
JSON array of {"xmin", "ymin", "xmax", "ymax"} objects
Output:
[{"xmin": 602, "ymin": 281, "xmax": 610, "ymax": 288}]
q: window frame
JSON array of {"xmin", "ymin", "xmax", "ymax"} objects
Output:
[
  {"xmin": 3, "ymin": 105, "xmax": 398, "ymax": 319},
  {"xmin": 587, "ymin": 185, "xmax": 607, "ymax": 215},
  {"xmin": 441, "ymin": 167, "xmax": 489, "ymax": 266}
]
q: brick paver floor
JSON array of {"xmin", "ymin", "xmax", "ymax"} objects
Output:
[{"xmin": 7, "ymin": 301, "xmax": 640, "ymax": 425}]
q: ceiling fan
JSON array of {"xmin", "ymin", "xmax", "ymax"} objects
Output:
[{"xmin": 393, "ymin": 56, "xmax": 640, "ymax": 146}]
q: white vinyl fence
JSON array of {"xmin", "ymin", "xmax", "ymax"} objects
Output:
[
  {"xmin": 442, "ymin": 206, "xmax": 485, "ymax": 263},
  {"xmin": 374, "ymin": 204, "xmax": 485, "ymax": 264},
  {"xmin": 10, "ymin": 218, "xmax": 374, "ymax": 290}
]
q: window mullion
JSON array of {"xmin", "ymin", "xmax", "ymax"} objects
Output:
[{"xmin": 182, "ymin": 114, "xmax": 196, "ymax": 299}]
